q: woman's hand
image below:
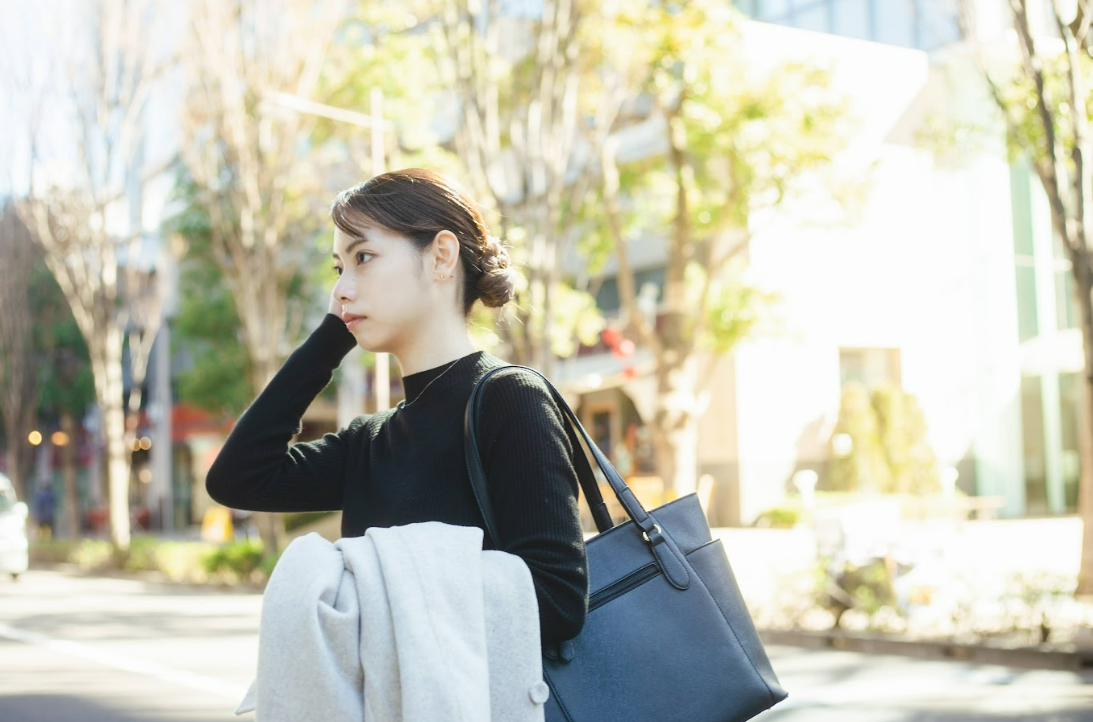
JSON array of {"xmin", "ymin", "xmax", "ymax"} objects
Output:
[{"xmin": 328, "ymin": 289, "xmax": 343, "ymax": 318}]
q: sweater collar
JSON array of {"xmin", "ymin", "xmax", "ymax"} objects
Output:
[{"xmin": 399, "ymin": 350, "xmax": 503, "ymax": 407}]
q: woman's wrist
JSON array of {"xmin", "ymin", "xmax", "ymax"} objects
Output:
[{"xmin": 303, "ymin": 313, "xmax": 358, "ymax": 366}]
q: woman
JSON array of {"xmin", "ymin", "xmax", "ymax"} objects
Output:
[{"xmin": 205, "ymin": 168, "xmax": 589, "ymax": 646}]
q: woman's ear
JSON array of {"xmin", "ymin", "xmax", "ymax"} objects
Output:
[{"xmin": 430, "ymin": 230, "xmax": 460, "ymax": 279}]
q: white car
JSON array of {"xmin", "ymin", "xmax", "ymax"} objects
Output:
[{"xmin": 0, "ymin": 473, "xmax": 29, "ymax": 580}]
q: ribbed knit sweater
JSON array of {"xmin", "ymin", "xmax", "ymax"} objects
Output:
[{"xmin": 205, "ymin": 313, "xmax": 589, "ymax": 644}]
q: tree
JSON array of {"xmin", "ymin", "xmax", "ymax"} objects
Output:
[
  {"xmin": 958, "ymin": 0, "xmax": 1093, "ymax": 593},
  {"xmin": 872, "ymin": 385, "xmax": 941, "ymax": 496},
  {"xmin": 12, "ymin": 0, "xmax": 171, "ymax": 552},
  {"xmin": 32, "ymin": 258, "xmax": 96, "ymax": 540},
  {"xmin": 825, "ymin": 383, "xmax": 890, "ymax": 493},
  {"xmin": 594, "ymin": 1, "xmax": 851, "ymax": 497},
  {"xmin": 178, "ymin": 0, "xmax": 349, "ymax": 553},
  {"xmin": 0, "ymin": 202, "xmax": 39, "ymax": 501},
  {"xmin": 420, "ymin": 0, "xmax": 608, "ymax": 374},
  {"xmin": 824, "ymin": 383, "xmax": 940, "ymax": 495},
  {"xmin": 166, "ymin": 167, "xmax": 330, "ymax": 419}
]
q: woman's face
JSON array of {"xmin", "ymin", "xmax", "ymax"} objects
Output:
[{"xmin": 331, "ymin": 224, "xmax": 432, "ymax": 354}]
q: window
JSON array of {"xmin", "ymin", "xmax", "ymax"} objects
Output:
[
  {"xmin": 839, "ymin": 347, "xmax": 901, "ymax": 389},
  {"xmin": 1055, "ymin": 261, "xmax": 1078, "ymax": 331},
  {"xmin": 1015, "ymin": 262, "xmax": 1039, "ymax": 342},
  {"xmin": 832, "ymin": 0, "xmax": 871, "ymax": 40},
  {"xmin": 593, "ymin": 267, "xmax": 665, "ymax": 315},
  {"xmin": 734, "ymin": 0, "xmax": 961, "ymax": 51},
  {"xmin": 1011, "ymin": 165, "xmax": 1039, "ymax": 341},
  {"xmin": 1021, "ymin": 375, "xmax": 1048, "ymax": 514},
  {"xmin": 1054, "ymin": 237, "xmax": 1078, "ymax": 332},
  {"xmin": 1058, "ymin": 372, "xmax": 1081, "ymax": 512},
  {"xmin": 917, "ymin": 0, "xmax": 962, "ymax": 49},
  {"xmin": 795, "ymin": 3, "xmax": 831, "ymax": 32},
  {"xmin": 758, "ymin": 0, "xmax": 792, "ymax": 20},
  {"xmin": 874, "ymin": 2, "xmax": 914, "ymax": 47}
]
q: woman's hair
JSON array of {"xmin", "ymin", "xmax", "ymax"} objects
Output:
[{"xmin": 330, "ymin": 168, "xmax": 516, "ymax": 317}]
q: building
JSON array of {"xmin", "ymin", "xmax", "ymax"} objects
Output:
[{"xmin": 552, "ymin": 0, "xmax": 1082, "ymax": 525}]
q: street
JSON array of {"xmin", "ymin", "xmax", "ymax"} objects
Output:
[{"xmin": 1, "ymin": 569, "xmax": 1091, "ymax": 721}]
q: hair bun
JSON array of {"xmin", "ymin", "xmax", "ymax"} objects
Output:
[{"xmin": 475, "ymin": 235, "xmax": 516, "ymax": 308}]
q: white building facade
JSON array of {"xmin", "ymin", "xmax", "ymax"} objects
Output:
[{"xmin": 558, "ymin": 0, "xmax": 1082, "ymax": 525}]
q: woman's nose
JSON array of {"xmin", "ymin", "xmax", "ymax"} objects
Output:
[{"xmin": 334, "ymin": 275, "xmax": 357, "ymax": 303}]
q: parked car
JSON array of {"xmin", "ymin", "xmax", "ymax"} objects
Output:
[{"xmin": 0, "ymin": 473, "xmax": 29, "ymax": 580}]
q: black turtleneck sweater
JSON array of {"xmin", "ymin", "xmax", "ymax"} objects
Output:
[{"xmin": 205, "ymin": 313, "xmax": 589, "ymax": 644}]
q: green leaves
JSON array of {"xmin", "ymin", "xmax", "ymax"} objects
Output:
[
  {"xmin": 824, "ymin": 382, "xmax": 940, "ymax": 495},
  {"xmin": 597, "ymin": 0, "xmax": 849, "ymax": 354},
  {"xmin": 987, "ymin": 48, "xmax": 1093, "ymax": 168},
  {"xmin": 693, "ymin": 262, "xmax": 777, "ymax": 353}
]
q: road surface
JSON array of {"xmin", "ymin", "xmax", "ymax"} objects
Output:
[{"xmin": 1, "ymin": 569, "xmax": 1091, "ymax": 721}]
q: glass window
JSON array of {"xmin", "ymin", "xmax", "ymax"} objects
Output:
[
  {"xmin": 916, "ymin": 0, "xmax": 961, "ymax": 50},
  {"xmin": 1015, "ymin": 262, "xmax": 1039, "ymax": 342},
  {"xmin": 1021, "ymin": 375, "xmax": 1048, "ymax": 515},
  {"xmin": 875, "ymin": 2, "xmax": 914, "ymax": 47},
  {"xmin": 594, "ymin": 267, "xmax": 665, "ymax": 315},
  {"xmin": 795, "ymin": 2, "xmax": 831, "ymax": 32},
  {"xmin": 1055, "ymin": 264, "xmax": 1078, "ymax": 331},
  {"xmin": 757, "ymin": 0, "xmax": 793, "ymax": 21},
  {"xmin": 1054, "ymin": 237, "xmax": 1079, "ymax": 331},
  {"xmin": 1058, "ymin": 372, "xmax": 1081, "ymax": 513},
  {"xmin": 832, "ymin": 0, "xmax": 871, "ymax": 40},
  {"xmin": 839, "ymin": 348, "xmax": 901, "ymax": 389},
  {"xmin": 1010, "ymin": 166, "xmax": 1035, "ymax": 256}
]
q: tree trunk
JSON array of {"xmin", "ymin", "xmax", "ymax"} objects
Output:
[
  {"xmin": 1073, "ymin": 259, "xmax": 1093, "ymax": 595},
  {"xmin": 60, "ymin": 410, "xmax": 80, "ymax": 539},
  {"xmin": 649, "ymin": 413, "xmax": 700, "ymax": 501},
  {"xmin": 650, "ymin": 354, "xmax": 701, "ymax": 498},
  {"xmin": 4, "ymin": 412, "xmax": 34, "ymax": 502},
  {"xmin": 92, "ymin": 326, "xmax": 132, "ymax": 552},
  {"xmin": 250, "ymin": 357, "xmax": 285, "ymax": 556}
]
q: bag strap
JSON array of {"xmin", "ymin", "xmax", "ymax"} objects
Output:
[{"xmin": 463, "ymin": 364, "xmax": 662, "ymax": 547}]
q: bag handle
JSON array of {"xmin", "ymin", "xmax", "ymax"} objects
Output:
[{"xmin": 462, "ymin": 365, "xmax": 672, "ymax": 549}]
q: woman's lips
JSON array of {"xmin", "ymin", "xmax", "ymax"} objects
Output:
[{"xmin": 341, "ymin": 312, "xmax": 366, "ymax": 330}]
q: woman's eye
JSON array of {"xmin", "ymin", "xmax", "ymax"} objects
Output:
[
  {"xmin": 332, "ymin": 265, "xmax": 342, "ymax": 276},
  {"xmin": 356, "ymin": 251, "xmax": 372, "ymax": 264}
]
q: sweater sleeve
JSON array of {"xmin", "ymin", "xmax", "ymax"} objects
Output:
[
  {"xmin": 477, "ymin": 370, "xmax": 589, "ymax": 644},
  {"xmin": 205, "ymin": 313, "xmax": 361, "ymax": 513}
]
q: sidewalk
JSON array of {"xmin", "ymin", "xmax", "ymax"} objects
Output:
[
  {"xmin": 759, "ymin": 628, "xmax": 1093, "ymax": 672},
  {"xmin": 711, "ymin": 519, "xmax": 1093, "ymax": 671}
]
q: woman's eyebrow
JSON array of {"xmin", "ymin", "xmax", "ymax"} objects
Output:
[{"xmin": 332, "ymin": 237, "xmax": 372, "ymax": 260}]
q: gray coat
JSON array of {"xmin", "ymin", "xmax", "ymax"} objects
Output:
[{"xmin": 236, "ymin": 522, "xmax": 548, "ymax": 721}]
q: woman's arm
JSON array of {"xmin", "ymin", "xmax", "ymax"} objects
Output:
[
  {"xmin": 205, "ymin": 313, "xmax": 360, "ymax": 513},
  {"xmin": 478, "ymin": 371, "xmax": 590, "ymax": 645}
]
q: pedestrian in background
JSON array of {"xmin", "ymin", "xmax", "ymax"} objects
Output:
[{"xmin": 32, "ymin": 484, "xmax": 54, "ymax": 540}]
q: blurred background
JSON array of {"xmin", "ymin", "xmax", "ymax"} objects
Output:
[{"xmin": 2, "ymin": 0, "xmax": 1093, "ymax": 719}]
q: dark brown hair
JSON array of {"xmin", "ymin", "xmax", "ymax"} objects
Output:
[{"xmin": 330, "ymin": 168, "xmax": 516, "ymax": 317}]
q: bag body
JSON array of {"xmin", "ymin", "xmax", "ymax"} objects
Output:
[{"xmin": 464, "ymin": 365, "xmax": 788, "ymax": 722}]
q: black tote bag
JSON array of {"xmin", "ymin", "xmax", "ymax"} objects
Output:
[{"xmin": 463, "ymin": 365, "xmax": 788, "ymax": 722}]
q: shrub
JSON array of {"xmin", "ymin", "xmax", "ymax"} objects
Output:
[
  {"xmin": 70, "ymin": 540, "xmax": 116, "ymax": 570},
  {"xmin": 201, "ymin": 539, "xmax": 266, "ymax": 581},
  {"xmin": 752, "ymin": 506, "xmax": 801, "ymax": 528}
]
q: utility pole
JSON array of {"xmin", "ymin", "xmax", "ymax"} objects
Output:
[
  {"xmin": 264, "ymin": 89, "xmax": 393, "ymax": 417},
  {"xmin": 370, "ymin": 87, "xmax": 391, "ymax": 412}
]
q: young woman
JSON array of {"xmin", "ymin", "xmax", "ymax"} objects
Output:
[{"xmin": 205, "ymin": 168, "xmax": 589, "ymax": 645}]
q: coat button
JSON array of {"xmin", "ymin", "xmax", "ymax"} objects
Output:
[{"xmin": 528, "ymin": 680, "xmax": 550, "ymax": 704}]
